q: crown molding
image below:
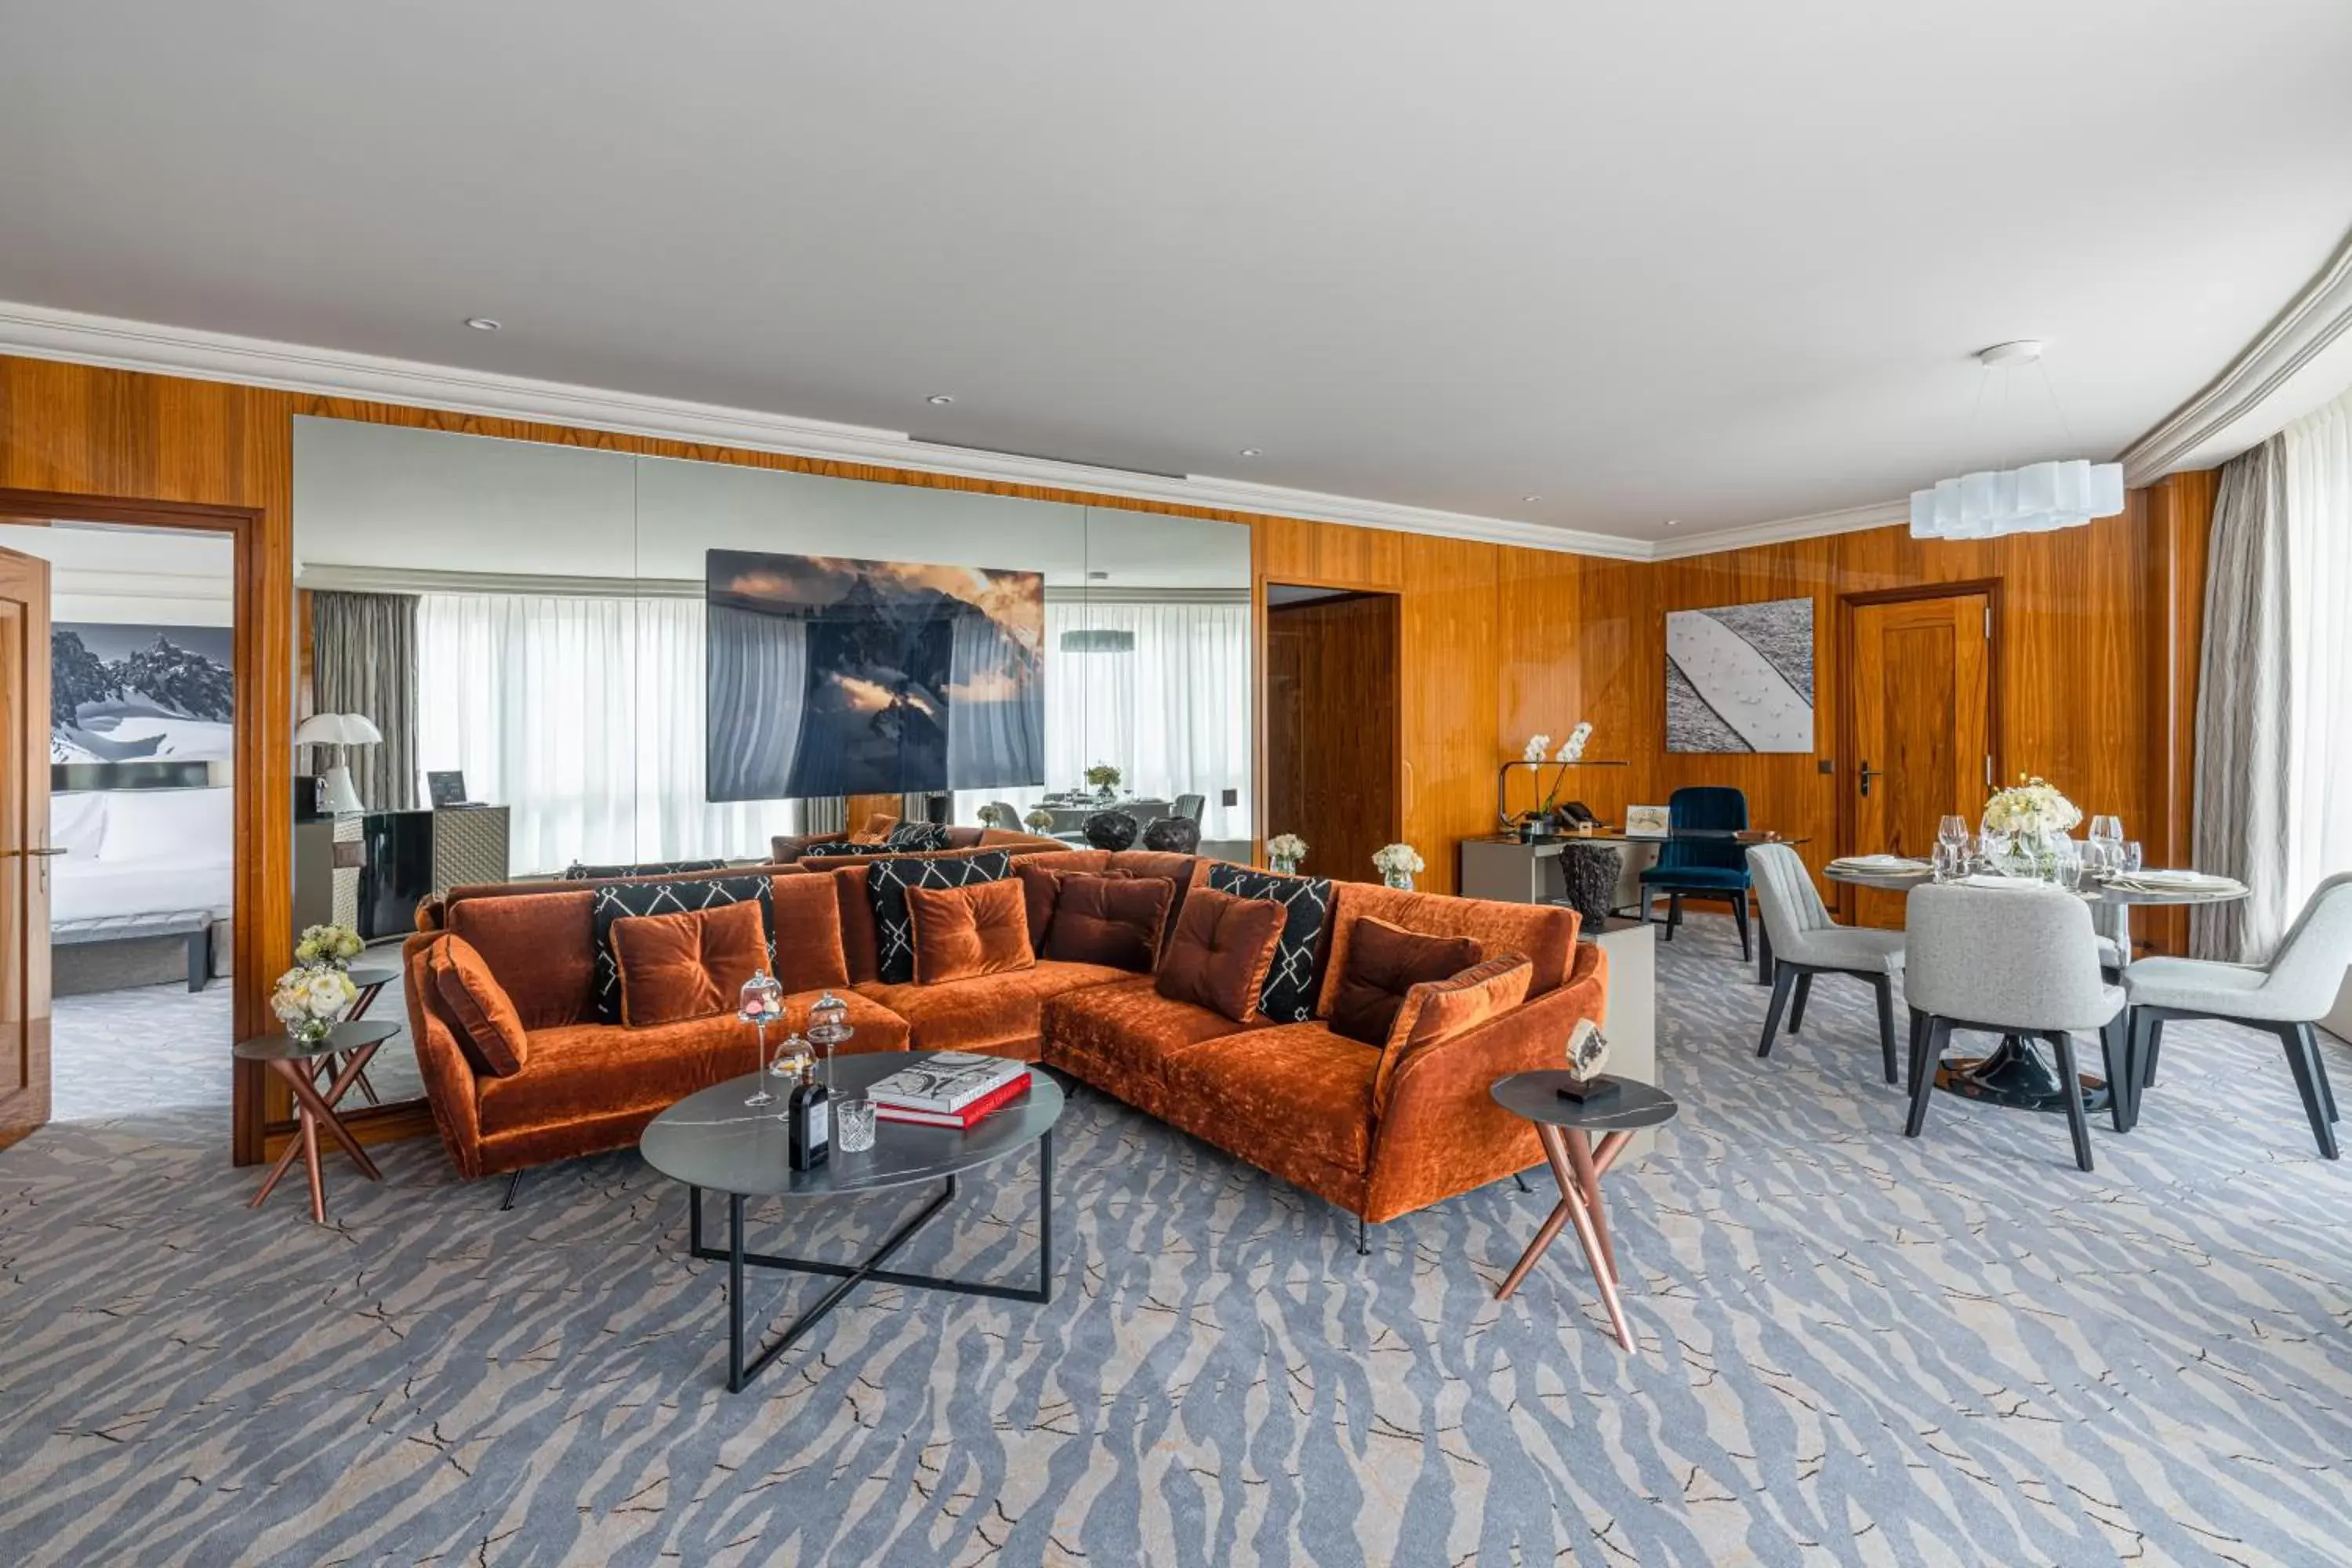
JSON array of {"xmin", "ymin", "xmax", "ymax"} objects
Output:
[
  {"xmin": 0, "ymin": 301, "xmax": 1651, "ymax": 561},
  {"xmin": 2118, "ymin": 223, "xmax": 2352, "ymax": 485},
  {"xmin": 297, "ymin": 561, "xmax": 1247, "ymax": 606},
  {"xmin": 1644, "ymin": 497, "xmax": 1909, "ymax": 562}
]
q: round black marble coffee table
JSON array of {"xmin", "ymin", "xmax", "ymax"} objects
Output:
[{"xmin": 641, "ymin": 1051, "xmax": 1064, "ymax": 1392}]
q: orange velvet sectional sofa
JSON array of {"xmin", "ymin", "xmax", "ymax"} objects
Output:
[{"xmin": 402, "ymin": 843, "xmax": 1609, "ymax": 1229}]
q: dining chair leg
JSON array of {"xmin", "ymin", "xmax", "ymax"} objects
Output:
[
  {"xmin": 1756, "ymin": 967, "xmax": 1795, "ymax": 1059},
  {"xmin": 2096, "ymin": 1016, "xmax": 2130, "ymax": 1134},
  {"xmin": 1904, "ymin": 1017, "xmax": 1947, "ymax": 1137},
  {"xmin": 1731, "ymin": 895, "xmax": 1752, "ymax": 962},
  {"xmin": 1905, "ymin": 1006, "xmax": 1927, "ymax": 1094},
  {"xmin": 2140, "ymin": 1016, "xmax": 2165, "ymax": 1089},
  {"xmin": 2047, "ymin": 1031, "xmax": 2093, "ymax": 1172},
  {"xmin": 1665, "ymin": 891, "xmax": 1682, "ymax": 940},
  {"xmin": 1788, "ymin": 972, "xmax": 1813, "ymax": 1034},
  {"xmin": 2277, "ymin": 1023, "xmax": 2339, "ymax": 1160},
  {"xmin": 1870, "ymin": 975, "xmax": 1898, "ymax": 1085},
  {"xmin": 2305, "ymin": 1022, "xmax": 2339, "ymax": 1124},
  {"xmin": 2125, "ymin": 1009, "xmax": 2159, "ymax": 1131}
]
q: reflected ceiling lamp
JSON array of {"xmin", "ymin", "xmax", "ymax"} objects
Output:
[
  {"xmin": 1909, "ymin": 341, "xmax": 2124, "ymax": 541},
  {"xmin": 1060, "ymin": 628, "xmax": 1135, "ymax": 653},
  {"xmin": 296, "ymin": 711, "xmax": 384, "ymax": 813}
]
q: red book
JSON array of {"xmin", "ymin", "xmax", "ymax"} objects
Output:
[{"xmin": 873, "ymin": 1071, "xmax": 1031, "ymax": 1129}]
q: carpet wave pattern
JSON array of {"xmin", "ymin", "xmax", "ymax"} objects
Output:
[{"xmin": 2, "ymin": 914, "xmax": 2348, "ymax": 1565}]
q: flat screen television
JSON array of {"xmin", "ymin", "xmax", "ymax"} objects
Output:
[{"xmin": 705, "ymin": 549, "xmax": 1046, "ymax": 802}]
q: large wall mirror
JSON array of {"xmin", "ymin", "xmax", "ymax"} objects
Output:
[{"xmin": 289, "ymin": 418, "xmax": 1252, "ymax": 1102}]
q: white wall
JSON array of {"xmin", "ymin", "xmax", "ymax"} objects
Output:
[{"xmin": 0, "ymin": 521, "xmax": 232, "ymax": 626}]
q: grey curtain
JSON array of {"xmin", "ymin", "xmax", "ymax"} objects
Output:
[
  {"xmin": 310, "ymin": 590, "xmax": 419, "ymax": 811},
  {"xmin": 2191, "ymin": 437, "xmax": 2292, "ymax": 961},
  {"xmin": 704, "ymin": 604, "xmax": 808, "ymax": 803},
  {"xmin": 802, "ymin": 796, "xmax": 848, "ymax": 835}
]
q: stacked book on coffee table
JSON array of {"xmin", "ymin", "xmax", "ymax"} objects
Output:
[{"xmin": 866, "ymin": 1052, "xmax": 1033, "ymax": 1129}]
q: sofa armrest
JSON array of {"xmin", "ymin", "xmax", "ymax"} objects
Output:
[
  {"xmin": 1361, "ymin": 942, "xmax": 1610, "ymax": 1224},
  {"xmin": 402, "ymin": 933, "xmax": 488, "ymax": 1178}
]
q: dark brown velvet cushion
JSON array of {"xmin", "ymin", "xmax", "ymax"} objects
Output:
[
  {"xmin": 427, "ymin": 933, "xmax": 531, "ymax": 1076},
  {"xmin": 1326, "ymin": 917, "xmax": 1483, "ymax": 1047},
  {"xmin": 1041, "ymin": 872, "xmax": 1172, "ymax": 971},
  {"xmin": 768, "ymin": 873, "xmax": 852, "ymax": 993},
  {"xmin": 445, "ymin": 890, "xmax": 597, "ymax": 1029},
  {"xmin": 1154, "ymin": 885, "xmax": 1284, "ymax": 1022},
  {"xmin": 908, "ymin": 877, "xmax": 1035, "ymax": 983},
  {"xmin": 611, "ymin": 899, "xmax": 771, "ymax": 1027}
]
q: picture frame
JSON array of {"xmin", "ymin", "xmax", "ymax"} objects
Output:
[
  {"xmin": 1623, "ymin": 804, "xmax": 1671, "ymax": 837},
  {"xmin": 427, "ymin": 770, "xmax": 470, "ymax": 807}
]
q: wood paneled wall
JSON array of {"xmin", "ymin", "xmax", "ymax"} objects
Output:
[{"xmin": 1266, "ymin": 593, "xmax": 1399, "ymax": 882}]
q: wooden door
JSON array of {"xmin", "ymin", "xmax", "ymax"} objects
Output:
[
  {"xmin": 0, "ymin": 546, "xmax": 53, "ymax": 1146},
  {"xmin": 1264, "ymin": 590, "xmax": 1399, "ymax": 882},
  {"xmin": 1847, "ymin": 591, "xmax": 1991, "ymax": 928}
]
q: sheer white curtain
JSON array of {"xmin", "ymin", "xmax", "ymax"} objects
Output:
[
  {"xmin": 417, "ymin": 593, "xmax": 800, "ymax": 876},
  {"xmin": 950, "ymin": 601, "xmax": 1250, "ymax": 838},
  {"xmin": 2281, "ymin": 387, "xmax": 2352, "ymax": 920}
]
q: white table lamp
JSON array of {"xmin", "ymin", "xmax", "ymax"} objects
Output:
[{"xmin": 296, "ymin": 711, "xmax": 384, "ymax": 814}]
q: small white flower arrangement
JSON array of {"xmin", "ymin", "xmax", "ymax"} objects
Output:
[
  {"xmin": 1024, "ymin": 808, "xmax": 1056, "ymax": 831},
  {"xmin": 1373, "ymin": 842, "xmax": 1425, "ymax": 888},
  {"xmin": 1083, "ymin": 762, "xmax": 1122, "ymax": 790},
  {"xmin": 272, "ymin": 964, "xmax": 358, "ymax": 1045},
  {"xmin": 1980, "ymin": 775, "xmax": 2082, "ymax": 838},
  {"xmin": 293, "ymin": 923, "xmax": 364, "ymax": 970},
  {"xmin": 1266, "ymin": 833, "xmax": 1308, "ymax": 873},
  {"xmin": 1522, "ymin": 734, "xmax": 1552, "ymax": 764}
]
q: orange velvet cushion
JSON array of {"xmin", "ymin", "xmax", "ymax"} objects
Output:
[
  {"xmin": 611, "ymin": 899, "xmax": 771, "ymax": 1027},
  {"xmin": 1154, "ymin": 885, "xmax": 1285, "ymax": 1023},
  {"xmin": 1041, "ymin": 872, "xmax": 1172, "ymax": 972},
  {"xmin": 445, "ymin": 889, "xmax": 597, "ymax": 1029},
  {"xmin": 769, "ymin": 873, "xmax": 852, "ymax": 993},
  {"xmin": 1327, "ymin": 917, "xmax": 1483, "ymax": 1047},
  {"xmin": 427, "ymin": 932, "xmax": 531, "ymax": 1076},
  {"xmin": 907, "ymin": 877, "xmax": 1035, "ymax": 983},
  {"xmin": 1376, "ymin": 953, "xmax": 1535, "ymax": 1107}
]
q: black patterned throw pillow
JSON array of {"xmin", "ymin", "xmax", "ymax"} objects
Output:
[
  {"xmin": 588, "ymin": 875, "xmax": 774, "ymax": 1022},
  {"xmin": 864, "ymin": 850, "xmax": 1014, "ymax": 984},
  {"xmin": 797, "ymin": 841, "xmax": 869, "ymax": 858},
  {"xmin": 1205, "ymin": 863, "xmax": 1334, "ymax": 1023},
  {"xmin": 884, "ymin": 820, "xmax": 953, "ymax": 851},
  {"xmin": 564, "ymin": 857, "xmax": 731, "ymax": 882}
]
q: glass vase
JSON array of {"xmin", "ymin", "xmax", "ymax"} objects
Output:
[
  {"xmin": 1269, "ymin": 854, "xmax": 1298, "ymax": 876},
  {"xmin": 286, "ymin": 1017, "xmax": 332, "ymax": 1047},
  {"xmin": 1383, "ymin": 870, "xmax": 1415, "ymax": 891}
]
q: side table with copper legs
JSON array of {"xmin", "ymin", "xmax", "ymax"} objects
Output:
[
  {"xmin": 1490, "ymin": 1073, "xmax": 1679, "ymax": 1352},
  {"xmin": 234, "ymin": 1020, "xmax": 401, "ymax": 1224}
]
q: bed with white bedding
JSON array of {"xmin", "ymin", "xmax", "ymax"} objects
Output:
[{"xmin": 50, "ymin": 788, "xmax": 234, "ymax": 991}]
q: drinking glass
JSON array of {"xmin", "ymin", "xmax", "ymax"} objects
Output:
[
  {"xmin": 837, "ymin": 1097, "xmax": 877, "ymax": 1153},
  {"xmin": 2122, "ymin": 840, "xmax": 2144, "ymax": 874},
  {"xmin": 2089, "ymin": 815, "xmax": 2124, "ymax": 850},
  {"xmin": 1937, "ymin": 815, "xmax": 1969, "ymax": 852},
  {"xmin": 1977, "ymin": 828, "xmax": 2009, "ymax": 874},
  {"xmin": 2049, "ymin": 838, "xmax": 2082, "ymax": 891},
  {"xmin": 1932, "ymin": 841, "xmax": 1962, "ymax": 882}
]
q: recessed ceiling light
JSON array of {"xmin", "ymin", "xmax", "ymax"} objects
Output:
[
  {"xmin": 926, "ymin": 394, "xmax": 955, "ymax": 406},
  {"xmin": 1238, "ymin": 448, "xmax": 1262, "ymax": 458},
  {"xmin": 1087, "ymin": 569, "xmax": 1110, "ymax": 580},
  {"xmin": 1523, "ymin": 495, "xmax": 1543, "ymax": 503},
  {"xmin": 464, "ymin": 317, "xmax": 501, "ymax": 332},
  {"xmin": 1664, "ymin": 518, "xmax": 1679, "ymax": 527}
]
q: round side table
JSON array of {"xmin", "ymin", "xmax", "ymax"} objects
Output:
[
  {"xmin": 1490, "ymin": 1072, "xmax": 1679, "ymax": 1351},
  {"xmin": 235, "ymin": 1019, "xmax": 400, "ymax": 1223}
]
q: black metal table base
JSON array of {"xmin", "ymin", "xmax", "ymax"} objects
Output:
[
  {"xmin": 1933, "ymin": 1033, "xmax": 2112, "ymax": 1116},
  {"xmin": 687, "ymin": 1130, "xmax": 1054, "ymax": 1392}
]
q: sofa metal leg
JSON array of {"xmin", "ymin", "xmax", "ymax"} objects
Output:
[
  {"xmin": 1356, "ymin": 1215, "xmax": 1369, "ymax": 1257},
  {"xmin": 499, "ymin": 1170, "xmax": 523, "ymax": 1211},
  {"xmin": 1513, "ymin": 1171, "xmax": 1531, "ymax": 1193}
]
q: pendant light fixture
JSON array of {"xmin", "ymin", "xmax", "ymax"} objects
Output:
[{"xmin": 1909, "ymin": 341, "xmax": 2125, "ymax": 541}]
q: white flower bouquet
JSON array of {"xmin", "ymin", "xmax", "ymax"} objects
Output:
[
  {"xmin": 272, "ymin": 964, "xmax": 358, "ymax": 1045},
  {"xmin": 1266, "ymin": 833, "xmax": 1308, "ymax": 873},
  {"xmin": 1372, "ymin": 842, "xmax": 1425, "ymax": 888},
  {"xmin": 1980, "ymin": 776, "xmax": 2082, "ymax": 838},
  {"xmin": 1024, "ymin": 808, "xmax": 1056, "ymax": 831},
  {"xmin": 1083, "ymin": 762, "xmax": 1122, "ymax": 790},
  {"xmin": 293, "ymin": 923, "xmax": 364, "ymax": 969}
]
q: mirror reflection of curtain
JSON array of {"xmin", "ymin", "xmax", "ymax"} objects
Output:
[
  {"xmin": 953, "ymin": 601, "xmax": 1250, "ymax": 839},
  {"xmin": 416, "ymin": 592, "xmax": 801, "ymax": 876},
  {"xmin": 946, "ymin": 605, "xmax": 1043, "ymax": 789},
  {"xmin": 706, "ymin": 604, "xmax": 808, "ymax": 804},
  {"xmin": 310, "ymin": 590, "xmax": 419, "ymax": 810}
]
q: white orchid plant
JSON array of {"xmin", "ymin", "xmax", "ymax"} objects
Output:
[
  {"xmin": 1980, "ymin": 775, "xmax": 2082, "ymax": 838},
  {"xmin": 1521, "ymin": 734, "xmax": 1552, "ymax": 764},
  {"xmin": 272, "ymin": 964, "xmax": 358, "ymax": 1044},
  {"xmin": 293, "ymin": 923, "xmax": 364, "ymax": 969}
]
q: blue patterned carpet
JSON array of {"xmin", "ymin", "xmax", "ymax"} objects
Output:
[{"xmin": 2, "ymin": 913, "xmax": 2348, "ymax": 1566}]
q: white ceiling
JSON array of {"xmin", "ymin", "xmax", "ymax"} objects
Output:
[{"xmin": 5, "ymin": 1, "xmax": 2351, "ymax": 548}]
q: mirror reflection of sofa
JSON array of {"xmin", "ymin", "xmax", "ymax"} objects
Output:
[{"xmin": 50, "ymin": 786, "xmax": 233, "ymax": 995}]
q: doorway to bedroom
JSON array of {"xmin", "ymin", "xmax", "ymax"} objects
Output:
[{"xmin": 0, "ymin": 518, "xmax": 237, "ymax": 1126}]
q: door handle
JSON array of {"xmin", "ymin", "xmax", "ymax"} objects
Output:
[{"xmin": 1857, "ymin": 761, "xmax": 1880, "ymax": 798}]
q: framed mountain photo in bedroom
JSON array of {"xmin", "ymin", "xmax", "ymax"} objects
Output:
[{"xmin": 704, "ymin": 550, "xmax": 1045, "ymax": 801}]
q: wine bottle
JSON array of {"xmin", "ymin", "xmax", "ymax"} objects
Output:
[{"xmin": 787, "ymin": 1059, "xmax": 831, "ymax": 1171}]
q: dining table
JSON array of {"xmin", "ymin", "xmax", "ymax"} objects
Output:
[
  {"xmin": 1031, "ymin": 796, "xmax": 1174, "ymax": 838},
  {"xmin": 1821, "ymin": 858, "xmax": 2251, "ymax": 1116}
]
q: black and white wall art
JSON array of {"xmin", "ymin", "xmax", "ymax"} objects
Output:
[
  {"xmin": 51, "ymin": 622, "xmax": 234, "ymax": 764},
  {"xmin": 705, "ymin": 550, "xmax": 1045, "ymax": 800},
  {"xmin": 1664, "ymin": 597, "xmax": 1814, "ymax": 753}
]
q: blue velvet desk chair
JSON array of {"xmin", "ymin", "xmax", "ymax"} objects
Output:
[{"xmin": 1637, "ymin": 786, "xmax": 1753, "ymax": 960}]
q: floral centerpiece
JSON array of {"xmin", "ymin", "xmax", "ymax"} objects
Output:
[
  {"xmin": 1266, "ymin": 833, "xmax": 1308, "ymax": 875},
  {"xmin": 1980, "ymin": 775, "xmax": 2082, "ymax": 880},
  {"xmin": 272, "ymin": 964, "xmax": 358, "ymax": 1046},
  {"xmin": 1083, "ymin": 761, "xmax": 1122, "ymax": 802},
  {"xmin": 1024, "ymin": 808, "xmax": 1056, "ymax": 832},
  {"xmin": 293, "ymin": 923, "xmax": 364, "ymax": 970},
  {"xmin": 1372, "ymin": 842, "xmax": 1425, "ymax": 891}
]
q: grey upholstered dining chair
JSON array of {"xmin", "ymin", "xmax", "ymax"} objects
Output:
[
  {"xmin": 1902, "ymin": 882, "xmax": 2128, "ymax": 1172},
  {"xmin": 1747, "ymin": 844, "xmax": 1905, "ymax": 1082},
  {"xmin": 2118, "ymin": 871, "xmax": 2350, "ymax": 1160},
  {"xmin": 1172, "ymin": 792, "xmax": 1206, "ymax": 825}
]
